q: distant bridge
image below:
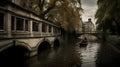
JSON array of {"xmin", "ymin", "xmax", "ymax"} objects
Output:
[{"xmin": 76, "ymin": 31, "xmax": 102, "ymax": 39}]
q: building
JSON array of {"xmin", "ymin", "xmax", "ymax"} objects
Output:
[
  {"xmin": 0, "ymin": 0, "xmax": 61, "ymax": 57},
  {"xmin": 82, "ymin": 18, "xmax": 96, "ymax": 33}
]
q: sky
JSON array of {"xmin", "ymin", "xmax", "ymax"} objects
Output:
[{"xmin": 81, "ymin": 0, "xmax": 97, "ymax": 24}]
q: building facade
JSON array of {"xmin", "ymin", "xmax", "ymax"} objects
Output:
[
  {"xmin": 0, "ymin": 0, "xmax": 61, "ymax": 57},
  {"xmin": 82, "ymin": 18, "xmax": 96, "ymax": 33}
]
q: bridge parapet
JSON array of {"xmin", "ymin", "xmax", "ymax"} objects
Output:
[{"xmin": 76, "ymin": 31, "xmax": 102, "ymax": 39}]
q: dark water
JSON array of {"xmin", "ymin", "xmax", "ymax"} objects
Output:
[
  {"xmin": 25, "ymin": 40, "xmax": 82, "ymax": 67},
  {"xmin": 24, "ymin": 39, "xmax": 120, "ymax": 67},
  {"xmin": 96, "ymin": 42, "xmax": 120, "ymax": 67},
  {"xmin": 0, "ymin": 39, "xmax": 120, "ymax": 67}
]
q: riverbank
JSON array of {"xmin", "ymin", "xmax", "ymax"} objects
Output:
[{"xmin": 106, "ymin": 35, "xmax": 120, "ymax": 53}]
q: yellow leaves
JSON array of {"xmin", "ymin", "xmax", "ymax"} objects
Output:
[
  {"xmin": 32, "ymin": 5, "xmax": 41, "ymax": 15},
  {"xmin": 76, "ymin": 20, "xmax": 82, "ymax": 28},
  {"xmin": 60, "ymin": 20, "xmax": 68, "ymax": 31},
  {"xmin": 22, "ymin": 0, "xmax": 83, "ymax": 32}
]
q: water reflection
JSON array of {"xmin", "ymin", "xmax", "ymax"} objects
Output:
[
  {"xmin": 1, "ymin": 39, "xmax": 120, "ymax": 67},
  {"xmin": 0, "ymin": 46, "xmax": 28, "ymax": 67},
  {"xmin": 25, "ymin": 39, "xmax": 82, "ymax": 67},
  {"xmin": 96, "ymin": 43, "xmax": 120, "ymax": 67},
  {"xmin": 23, "ymin": 40, "xmax": 120, "ymax": 67},
  {"xmin": 79, "ymin": 42, "xmax": 100, "ymax": 67}
]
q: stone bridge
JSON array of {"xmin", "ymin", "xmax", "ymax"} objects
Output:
[
  {"xmin": 0, "ymin": 0, "xmax": 61, "ymax": 57},
  {"xmin": 76, "ymin": 32, "xmax": 102, "ymax": 39}
]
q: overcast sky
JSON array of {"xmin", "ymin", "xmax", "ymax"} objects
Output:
[{"xmin": 81, "ymin": 0, "xmax": 97, "ymax": 24}]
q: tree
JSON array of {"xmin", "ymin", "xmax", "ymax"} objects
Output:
[
  {"xmin": 95, "ymin": 0, "xmax": 120, "ymax": 35},
  {"xmin": 20, "ymin": 0, "xmax": 83, "ymax": 33}
]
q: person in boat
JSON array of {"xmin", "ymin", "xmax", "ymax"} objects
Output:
[
  {"xmin": 84, "ymin": 37, "xmax": 87, "ymax": 42},
  {"xmin": 80, "ymin": 37, "xmax": 88, "ymax": 45}
]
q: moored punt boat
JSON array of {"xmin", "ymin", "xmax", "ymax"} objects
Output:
[{"xmin": 79, "ymin": 37, "xmax": 88, "ymax": 47}]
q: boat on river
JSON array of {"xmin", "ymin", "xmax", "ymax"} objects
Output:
[{"xmin": 79, "ymin": 37, "xmax": 88, "ymax": 47}]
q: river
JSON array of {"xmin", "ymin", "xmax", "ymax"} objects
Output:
[
  {"xmin": 23, "ymin": 38, "xmax": 120, "ymax": 67},
  {"xmin": 1, "ymin": 38, "xmax": 120, "ymax": 67}
]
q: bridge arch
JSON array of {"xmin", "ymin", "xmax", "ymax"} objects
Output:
[
  {"xmin": 15, "ymin": 40, "xmax": 32, "ymax": 51},
  {"xmin": 37, "ymin": 39, "xmax": 51, "ymax": 53},
  {"xmin": 0, "ymin": 42, "xmax": 30, "ymax": 66},
  {"xmin": 53, "ymin": 38, "xmax": 60, "ymax": 48}
]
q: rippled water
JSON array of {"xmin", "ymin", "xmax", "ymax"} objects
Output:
[
  {"xmin": 23, "ymin": 40, "xmax": 101, "ymax": 67},
  {"xmin": 1, "ymin": 39, "xmax": 120, "ymax": 67},
  {"xmin": 79, "ymin": 42, "xmax": 100, "ymax": 67}
]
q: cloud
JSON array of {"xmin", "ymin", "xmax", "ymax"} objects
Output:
[
  {"xmin": 81, "ymin": 0, "xmax": 97, "ymax": 24},
  {"xmin": 81, "ymin": 0, "xmax": 97, "ymax": 7}
]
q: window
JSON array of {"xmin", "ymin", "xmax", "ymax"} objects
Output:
[
  {"xmin": 25, "ymin": 20, "xmax": 28, "ymax": 31},
  {"xmin": 48, "ymin": 25, "xmax": 52, "ymax": 33},
  {"xmin": 16, "ymin": 17, "xmax": 24, "ymax": 30},
  {"xmin": 42, "ymin": 23, "xmax": 47, "ymax": 32},
  {"xmin": 11, "ymin": 16, "xmax": 29, "ymax": 32},
  {"xmin": 53, "ymin": 28, "xmax": 58, "ymax": 33},
  {"xmin": 11, "ymin": 16, "xmax": 29, "ymax": 31},
  {"xmin": 11, "ymin": 16, "xmax": 15, "ymax": 30},
  {"xmin": 58, "ymin": 29, "xmax": 60, "ymax": 33},
  {"xmin": 53, "ymin": 27, "xmax": 56, "ymax": 33},
  {"xmin": 0, "ymin": 12, "xmax": 4, "ymax": 30},
  {"xmin": 0, "ymin": 2, "xmax": 5, "ymax": 7},
  {"xmin": 33, "ymin": 22, "xmax": 38, "ymax": 32}
]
